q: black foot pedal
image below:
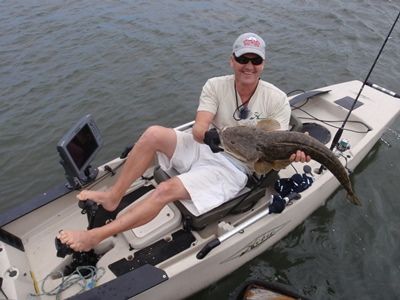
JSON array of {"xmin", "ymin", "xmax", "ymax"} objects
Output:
[{"xmin": 55, "ymin": 237, "xmax": 73, "ymax": 258}]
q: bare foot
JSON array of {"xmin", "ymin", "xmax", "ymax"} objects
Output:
[
  {"xmin": 58, "ymin": 229, "xmax": 101, "ymax": 252},
  {"xmin": 77, "ymin": 189, "xmax": 120, "ymax": 211}
]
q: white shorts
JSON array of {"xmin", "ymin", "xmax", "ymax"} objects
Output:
[{"xmin": 157, "ymin": 130, "xmax": 248, "ymax": 215}]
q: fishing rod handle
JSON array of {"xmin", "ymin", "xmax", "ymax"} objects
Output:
[{"xmin": 196, "ymin": 239, "xmax": 221, "ymax": 260}]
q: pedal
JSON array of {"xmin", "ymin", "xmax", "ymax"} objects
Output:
[
  {"xmin": 63, "ymin": 250, "xmax": 99, "ymax": 276},
  {"xmin": 55, "ymin": 237, "xmax": 73, "ymax": 258}
]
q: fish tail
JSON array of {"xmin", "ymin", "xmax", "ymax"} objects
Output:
[{"xmin": 347, "ymin": 192, "xmax": 362, "ymax": 206}]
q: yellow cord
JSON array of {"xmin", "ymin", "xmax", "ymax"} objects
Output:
[{"xmin": 30, "ymin": 271, "xmax": 40, "ymax": 295}]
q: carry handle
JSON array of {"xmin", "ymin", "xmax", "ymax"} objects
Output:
[{"xmin": 196, "ymin": 239, "xmax": 221, "ymax": 260}]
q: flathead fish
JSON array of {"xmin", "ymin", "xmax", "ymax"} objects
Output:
[{"xmin": 220, "ymin": 124, "xmax": 361, "ymax": 206}]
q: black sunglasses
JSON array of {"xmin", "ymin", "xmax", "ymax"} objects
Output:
[{"xmin": 233, "ymin": 54, "xmax": 263, "ymax": 66}]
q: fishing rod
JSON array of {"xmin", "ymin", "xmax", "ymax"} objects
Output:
[{"xmin": 317, "ymin": 10, "xmax": 400, "ymax": 174}]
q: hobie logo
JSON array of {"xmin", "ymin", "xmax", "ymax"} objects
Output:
[
  {"xmin": 243, "ymin": 37, "xmax": 261, "ymax": 48},
  {"xmin": 221, "ymin": 221, "xmax": 290, "ymax": 263}
]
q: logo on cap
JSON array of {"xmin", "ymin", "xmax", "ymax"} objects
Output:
[{"xmin": 243, "ymin": 37, "xmax": 261, "ymax": 48}]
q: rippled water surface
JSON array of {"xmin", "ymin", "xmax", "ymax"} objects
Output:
[{"xmin": 1, "ymin": 1, "xmax": 399, "ymax": 299}]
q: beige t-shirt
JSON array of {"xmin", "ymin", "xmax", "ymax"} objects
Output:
[{"xmin": 197, "ymin": 75, "xmax": 290, "ymax": 130}]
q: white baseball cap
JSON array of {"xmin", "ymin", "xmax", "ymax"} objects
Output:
[{"xmin": 232, "ymin": 32, "xmax": 266, "ymax": 60}]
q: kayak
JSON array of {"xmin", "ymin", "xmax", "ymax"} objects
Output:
[{"xmin": 0, "ymin": 80, "xmax": 399, "ymax": 299}]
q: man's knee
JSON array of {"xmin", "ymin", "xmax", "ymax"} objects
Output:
[
  {"xmin": 152, "ymin": 179, "xmax": 188, "ymax": 206},
  {"xmin": 140, "ymin": 126, "xmax": 175, "ymax": 149},
  {"xmin": 141, "ymin": 125, "xmax": 165, "ymax": 144}
]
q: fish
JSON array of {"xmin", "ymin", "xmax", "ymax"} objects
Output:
[{"xmin": 220, "ymin": 120, "xmax": 361, "ymax": 206}]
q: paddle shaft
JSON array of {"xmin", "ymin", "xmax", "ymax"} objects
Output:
[
  {"xmin": 318, "ymin": 10, "xmax": 400, "ymax": 173},
  {"xmin": 196, "ymin": 207, "xmax": 271, "ymax": 259},
  {"xmin": 196, "ymin": 193, "xmax": 300, "ymax": 259}
]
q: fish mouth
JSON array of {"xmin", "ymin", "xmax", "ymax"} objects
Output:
[
  {"xmin": 221, "ymin": 141, "xmax": 257, "ymax": 164},
  {"xmin": 224, "ymin": 148, "xmax": 250, "ymax": 162},
  {"xmin": 220, "ymin": 138, "xmax": 247, "ymax": 162},
  {"xmin": 220, "ymin": 126, "xmax": 260, "ymax": 163}
]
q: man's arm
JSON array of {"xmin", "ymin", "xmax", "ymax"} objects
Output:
[{"xmin": 192, "ymin": 111, "xmax": 215, "ymax": 143}]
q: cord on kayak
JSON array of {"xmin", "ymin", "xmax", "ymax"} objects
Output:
[{"xmin": 29, "ymin": 265, "xmax": 105, "ymax": 300}]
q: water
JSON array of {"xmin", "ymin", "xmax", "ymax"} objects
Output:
[{"xmin": 1, "ymin": 1, "xmax": 399, "ymax": 299}]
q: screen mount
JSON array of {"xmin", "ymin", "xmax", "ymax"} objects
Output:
[{"xmin": 57, "ymin": 114, "xmax": 103, "ymax": 189}]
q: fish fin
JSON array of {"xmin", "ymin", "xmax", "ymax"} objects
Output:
[
  {"xmin": 254, "ymin": 160, "xmax": 273, "ymax": 174},
  {"xmin": 256, "ymin": 119, "xmax": 281, "ymax": 132},
  {"xmin": 347, "ymin": 193, "xmax": 362, "ymax": 206},
  {"xmin": 271, "ymin": 159, "xmax": 292, "ymax": 170},
  {"xmin": 254, "ymin": 158, "xmax": 291, "ymax": 174}
]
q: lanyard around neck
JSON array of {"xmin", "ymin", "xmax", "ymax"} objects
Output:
[{"xmin": 233, "ymin": 80, "xmax": 258, "ymax": 120}]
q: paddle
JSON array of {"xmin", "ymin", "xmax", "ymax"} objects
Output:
[{"xmin": 196, "ymin": 192, "xmax": 300, "ymax": 259}]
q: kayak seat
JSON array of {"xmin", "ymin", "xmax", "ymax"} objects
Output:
[{"xmin": 153, "ymin": 166, "xmax": 278, "ymax": 231}]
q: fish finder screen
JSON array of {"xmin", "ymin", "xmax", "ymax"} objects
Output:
[{"xmin": 66, "ymin": 124, "xmax": 98, "ymax": 170}]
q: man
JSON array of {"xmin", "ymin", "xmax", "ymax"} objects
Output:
[{"xmin": 58, "ymin": 33, "xmax": 310, "ymax": 251}]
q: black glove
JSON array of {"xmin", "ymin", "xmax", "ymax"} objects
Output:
[{"xmin": 203, "ymin": 128, "xmax": 223, "ymax": 153}]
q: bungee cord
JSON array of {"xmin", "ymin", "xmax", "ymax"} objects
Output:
[{"xmin": 29, "ymin": 266, "xmax": 105, "ymax": 300}]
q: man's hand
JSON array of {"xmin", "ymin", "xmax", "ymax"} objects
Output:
[
  {"xmin": 203, "ymin": 128, "xmax": 223, "ymax": 153},
  {"xmin": 290, "ymin": 150, "xmax": 311, "ymax": 163}
]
